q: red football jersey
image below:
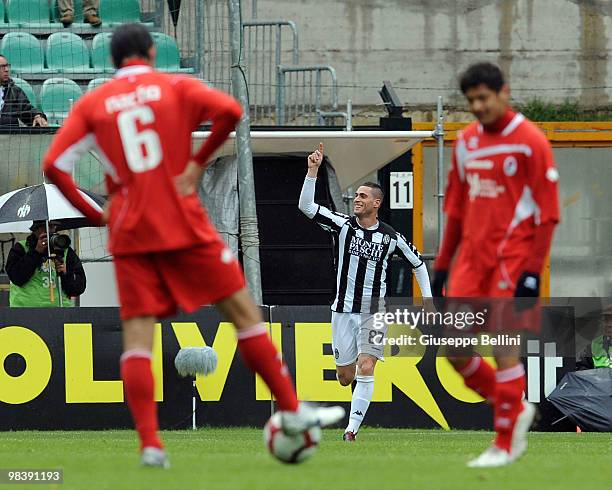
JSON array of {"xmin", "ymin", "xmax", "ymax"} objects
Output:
[
  {"xmin": 445, "ymin": 111, "xmax": 560, "ymax": 269},
  {"xmin": 43, "ymin": 64, "xmax": 241, "ymax": 256}
]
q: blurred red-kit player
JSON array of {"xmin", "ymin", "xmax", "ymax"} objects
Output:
[
  {"xmin": 43, "ymin": 23, "xmax": 342, "ymax": 468},
  {"xmin": 431, "ymin": 62, "xmax": 559, "ymax": 468}
]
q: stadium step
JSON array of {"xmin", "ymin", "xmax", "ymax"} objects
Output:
[{"xmin": 0, "ymin": 26, "xmax": 120, "ymax": 37}]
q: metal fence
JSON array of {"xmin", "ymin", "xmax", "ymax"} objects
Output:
[
  {"xmin": 242, "ymin": 20, "xmax": 298, "ymax": 122},
  {"xmin": 277, "ymin": 65, "xmax": 338, "ymax": 125},
  {"xmin": 138, "ymin": 0, "xmax": 340, "ymax": 126}
]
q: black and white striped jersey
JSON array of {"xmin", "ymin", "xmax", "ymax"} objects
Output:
[
  {"xmin": 311, "ymin": 205, "xmax": 425, "ymax": 313},
  {"xmin": 298, "ymin": 174, "xmax": 430, "ymax": 312}
]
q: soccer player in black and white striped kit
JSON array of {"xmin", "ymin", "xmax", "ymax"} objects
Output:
[{"xmin": 299, "ymin": 143, "xmax": 432, "ymax": 441}]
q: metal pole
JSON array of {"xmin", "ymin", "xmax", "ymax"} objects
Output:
[
  {"xmin": 155, "ymin": 0, "xmax": 164, "ymax": 27},
  {"xmin": 275, "ymin": 25, "xmax": 281, "ymax": 123},
  {"xmin": 346, "ymin": 98, "xmax": 352, "ymax": 131},
  {"xmin": 193, "ymin": 129, "xmax": 437, "ymax": 139},
  {"xmin": 195, "ymin": 0, "xmax": 203, "ymax": 76},
  {"xmin": 44, "ymin": 219, "xmax": 55, "ymax": 305},
  {"xmin": 228, "ymin": 0, "xmax": 263, "ymax": 304},
  {"xmin": 434, "ymin": 96, "xmax": 445, "ymax": 249},
  {"xmin": 315, "ymin": 69, "xmax": 322, "ymax": 125},
  {"xmin": 192, "ymin": 379, "xmax": 197, "ymax": 430},
  {"xmin": 345, "ymin": 186, "xmax": 354, "ymax": 215},
  {"xmin": 192, "ymin": 127, "xmax": 435, "ymax": 224},
  {"xmin": 275, "ymin": 25, "xmax": 281, "ymax": 69},
  {"xmin": 57, "ymin": 273, "xmax": 63, "ymax": 307},
  {"xmin": 268, "ymin": 305, "xmax": 275, "ymax": 416},
  {"xmin": 276, "ymin": 67, "xmax": 284, "ymax": 125},
  {"xmin": 290, "ymin": 21, "xmax": 299, "ymax": 64}
]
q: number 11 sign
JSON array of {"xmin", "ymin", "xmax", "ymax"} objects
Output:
[{"xmin": 389, "ymin": 171, "xmax": 413, "ymax": 209}]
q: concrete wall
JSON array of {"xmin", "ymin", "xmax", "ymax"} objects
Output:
[{"xmin": 254, "ymin": 0, "xmax": 612, "ymax": 110}]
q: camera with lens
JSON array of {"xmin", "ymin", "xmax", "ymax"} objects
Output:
[{"xmin": 48, "ymin": 233, "xmax": 71, "ymax": 261}]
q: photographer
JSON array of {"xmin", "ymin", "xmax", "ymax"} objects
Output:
[
  {"xmin": 576, "ymin": 305, "xmax": 612, "ymax": 370},
  {"xmin": 6, "ymin": 220, "xmax": 86, "ymax": 307}
]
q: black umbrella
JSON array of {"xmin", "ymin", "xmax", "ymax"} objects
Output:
[
  {"xmin": 0, "ymin": 183, "xmax": 105, "ymax": 233},
  {"xmin": 0, "ymin": 183, "xmax": 106, "ymax": 306},
  {"xmin": 547, "ymin": 369, "xmax": 612, "ymax": 431},
  {"xmin": 167, "ymin": 0, "xmax": 181, "ymax": 29}
]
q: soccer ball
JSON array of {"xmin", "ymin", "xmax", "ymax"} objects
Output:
[{"xmin": 263, "ymin": 412, "xmax": 322, "ymax": 464}]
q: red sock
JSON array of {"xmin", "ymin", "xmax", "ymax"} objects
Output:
[
  {"xmin": 120, "ymin": 351, "xmax": 163, "ymax": 450},
  {"xmin": 458, "ymin": 355, "xmax": 496, "ymax": 403},
  {"xmin": 237, "ymin": 324, "xmax": 299, "ymax": 412},
  {"xmin": 493, "ymin": 364, "xmax": 526, "ymax": 452}
]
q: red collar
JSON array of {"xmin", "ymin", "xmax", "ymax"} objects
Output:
[
  {"xmin": 483, "ymin": 108, "xmax": 516, "ymax": 133},
  {"xmin": 120, "ymin": 61, "xmax": 150, "ymax": 68}
]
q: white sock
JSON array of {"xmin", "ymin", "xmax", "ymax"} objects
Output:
[{"xmin": 346, "ymin": 375, "xmax": 374, "ymax": 434}]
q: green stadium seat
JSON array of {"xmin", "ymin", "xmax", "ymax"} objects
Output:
[
  {"xmin": 151, "ymin": 32, "xmax": 193, "ymax": 73},
  {"xmin": 87, "ymin": 77, "xmax": 111, "ymax": 92},
  {"xmin": 11, "ymin": 77, "xmax": 37, "ymax": 106},
  {"xmin": 99, "ymin": 0, "xmax": 141, "ymax": 25},
  {"xmin": 40, "ymin": 77, "xmax": 82, "ymax": 125},
  {"xmin": 6, "ymin": 0, "xmax": 55, "ymax": 27},
  {"xmin": 0, "ymin": 32, "xmax": 54, "ymax": 73},
  {"xmin": 46, "ymin": 32, "xmax": 94, "ymax": 73},
  {"xmin": 91, "ymin": 32, "xmax": 114, "ymax": 73}
]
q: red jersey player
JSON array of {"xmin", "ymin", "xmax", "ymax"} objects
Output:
[
  {"xmin": 43, "ymin": 23, "xmax": 343, "ymax": 468},
  {"xmin": 431, "ymin": 62, "xmax": 559, "ymax": 467}
]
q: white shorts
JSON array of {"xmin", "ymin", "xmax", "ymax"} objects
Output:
[{"xmin": 331, "ymin": 311, "xmax": 388, "ymax": 366}]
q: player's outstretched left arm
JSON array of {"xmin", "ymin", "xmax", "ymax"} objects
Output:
[
  {"xmin": 43, "ymin": 104, "xmax": 105, "ymax": 226},
  {"xmin": 395, "ymin": 233, "xmax": 432, "ymax": 298}
]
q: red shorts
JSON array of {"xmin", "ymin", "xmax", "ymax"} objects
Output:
[
  {"xmin": 448, "ymin": 253, "xmax": 525, "ymax": 297},
  {"xmin": 114, "ymin": 240, "xmax": 245, "ymax": 320},
  {"xmin": 447, "ymin": 254, "xmax": 540, "ymax": 333}
]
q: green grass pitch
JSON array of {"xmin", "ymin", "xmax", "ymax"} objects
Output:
[{"xmin": 0, "ymin": 429, "xmax": 608, "ymax": 490}]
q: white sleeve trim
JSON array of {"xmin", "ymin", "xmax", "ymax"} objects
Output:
[
  {"xmin": 395, "ymin": 233, "xmax": 423, "ymax": 268},
  {"xmin": 315, "ymin": 206, "xmax": 349, "ymax": 232},
  {"xmin": 53, "ymin": 133, "xmax": 95, "ymax": 174},
  {"xmin": 413, "ymin": 263, "xmax": 432, "ymax": 298},
  {"xmin": 91, "ymin": 135, "xmax": 120, "ymax": 183}
]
